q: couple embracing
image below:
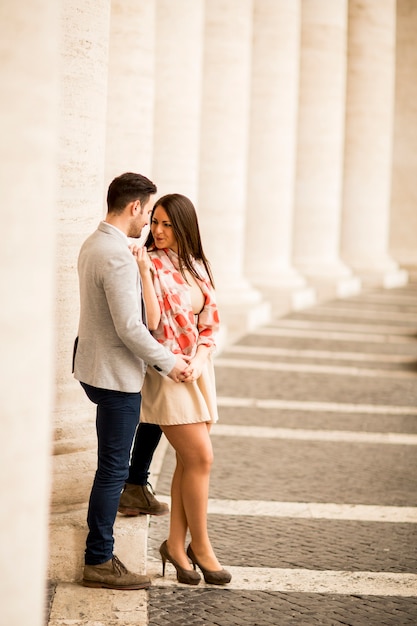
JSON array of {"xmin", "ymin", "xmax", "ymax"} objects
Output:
[{"xmin": 73, "ymin": 172, "xmax": 231, "ymax": 590}]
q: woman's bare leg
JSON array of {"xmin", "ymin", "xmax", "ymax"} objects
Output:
[
  {"xmin": 166, "ymin": 454, "xmax": 188, "ymax": 566},
  {"xmin": 162, "ymin": 422, "xmax": 221, "ymax": 571}
]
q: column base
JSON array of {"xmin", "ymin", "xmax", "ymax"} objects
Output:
[
  {"xmin": 242, "ymin": 267, "xmax": 316, "ymax": 319},
  {"xmin": 358, "ymin": 267, "xmax": 408, "ymax": 289},
  {"xmin": 341, "ymin": 254, "xmax": 408, "ymax": 289},
  {"xmin": 253, "ymin": 267, "xmax": 308, "ymax": 290},
  {"xmin": 215, "ymin": 279, "xmax": 272, "ymax": 345},
  {"xmin": 307, "ymin": 275, "xmax": 362, "ymax": 302},
  {"xmin": 258, "ymin": 285, "xmax": 317, "ymax": 318},
  {"xmin": 218, "ymin": 299, "xmax": 272, "ymax": 346},
  {"xmin": 294, "ymin": 259, "xmax": 362, "ymax": 302}
]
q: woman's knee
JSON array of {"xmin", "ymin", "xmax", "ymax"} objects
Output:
[
  {"xmin": 165, "ymin": 423, "xmax": 214, "ymax": 470},
  {"xmin": 190, "ymin": 446, "xmax": 213, "ymax": 472}
]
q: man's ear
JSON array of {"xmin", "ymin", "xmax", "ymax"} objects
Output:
[{"xmin": 127, "ymin": 200, "xmax": 139, "ymax": 216}]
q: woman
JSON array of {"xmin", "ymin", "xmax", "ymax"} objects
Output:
[{"xmin": 134, "ymin": 193, "xmax": 231, "ymax": 586}]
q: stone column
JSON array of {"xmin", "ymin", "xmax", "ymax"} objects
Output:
[
  {"xmin": 152, "ymin": 0, "xmax": 205, "ymax": 200},
  {"xmin": 0, "ymin": 2, "xmax": 59, "ymax": 625},
  {"xmin": 341, "ymin": 0, "xmax": 407, "ymax": 287},
  {"xmin": 389, "ymin": 0, "xmax": 417, "ymax": 268},
  {"xmin": 293, "ymin": 0, "xmax": 360, "ymax": 299},
  {"xmin": 49, "ymin": 0, "xmax": 112, "ymax": 580},
  {"xmin": 105, "ymin": 0, "xmax": 156, "ymax": 184},
  {"xmin": 198, "ymin": 0, "xmax": 270, "ymax": 337},
  {"xmin": 245, "ymin": 0, "xmax": 315, "ymax": 314}
]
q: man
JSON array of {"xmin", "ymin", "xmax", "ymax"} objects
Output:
[{"xmin": 73, "ymin": 172, "xmax": 189, "ymax": 590}]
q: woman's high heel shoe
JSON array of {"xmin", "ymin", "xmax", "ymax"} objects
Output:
[
  {"xmin": 186, "ymin": 544, "xmax": 232, "ymax": 585},
  {"xmin": 159, "ymin": 540, "xmax": 201, "ymax": 585}
]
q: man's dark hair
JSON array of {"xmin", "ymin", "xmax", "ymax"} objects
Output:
[{"xmin": 107, "ymin": 172, "xmax": 157, "ymax": 214}]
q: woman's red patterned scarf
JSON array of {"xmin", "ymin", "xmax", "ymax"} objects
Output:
[{"xmin": 149, "ymin": 247, "xmax": 220, "ymax": 356}]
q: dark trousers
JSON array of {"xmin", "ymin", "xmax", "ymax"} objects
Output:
[
  {"xmin": 127, "ymin": 422, "xmax": 163, "ymax": 485},
  {"xmin": 81, "ymin": 382, "xmax": 141, "ymax": 565}
]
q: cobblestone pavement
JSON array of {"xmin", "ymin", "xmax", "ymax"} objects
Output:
[{"xmin": 146, "ymin": 280, "xmax": 417, "ymax": 626}]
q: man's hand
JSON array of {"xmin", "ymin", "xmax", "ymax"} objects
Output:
[{"xmin": 167, "ymin": 354, "xmax": 191, "ymax": 382}]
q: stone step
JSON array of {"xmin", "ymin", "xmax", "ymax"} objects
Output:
[{"xmin": 48, "ymin": 508, "xmax": 149, "ymax": 582}]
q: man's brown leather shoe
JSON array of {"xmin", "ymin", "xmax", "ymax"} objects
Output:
[
  {"xmin": 82, "ymin": 555, "xmax": 151, "ymax": 590},
  {"xmin": 118, "ymin": 483, "xmax": 169, "ymax": 516}
]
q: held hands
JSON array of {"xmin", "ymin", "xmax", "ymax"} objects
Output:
[
  {"xmin": 167, "ymin": 354, "xmax": 192, "ymax": 383},
  {"xmin": 167, "ymin": 352, "xmax": 206, "ymax": 384},
  {"xmin": 181, "ymin": 353, "xmax": 206, "ymax": 384}
]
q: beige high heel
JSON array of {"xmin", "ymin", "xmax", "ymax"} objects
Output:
[
  {"xmin": 186, "ymin": 544, "xmax": 232, "ymax": 585},
  {"xmin": 159, "ymin": 540, "xmax": 201, "ymax": 585}
]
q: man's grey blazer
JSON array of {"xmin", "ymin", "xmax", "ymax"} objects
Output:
[{"xmin": 73, "ymin": 221, "xmax": 175, "ymax": 392}]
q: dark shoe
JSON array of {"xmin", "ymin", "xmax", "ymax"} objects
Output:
[
  {"xmin": 186, "ymin": 544, "xmax": 232, "ymax": 585},
  {"xmin": 82, "ymin": 555, "xmax": 151, "ymax": 590},
  {"xmin": 118, "ymin": 483, "xmax": 169, "ymax": 516},
  {"xmin": 159, "ymin": 540, "xmax": 201, "ymax": 585}
]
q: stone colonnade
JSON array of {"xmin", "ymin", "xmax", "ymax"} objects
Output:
[{"xmin": 1, "ymin": 1, "xmax": 417, "ymax": 625}]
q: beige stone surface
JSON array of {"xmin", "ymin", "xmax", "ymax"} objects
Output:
[
  {"xmin": 50, "ymin": 0, "xmax": 113, "ymax": 598},
  {"xmin": 390, "ymin": 0, "xmax": 417, "ymax": 266},
  {"xmin": 293, "ymin": 0, "xmax": 350, "ymax": 278},
  {"xmin": 198, "ymin": 0, "xmax": 258, "ymax": 298},
  {"xmin": 0, "ymin": 1, "xmax": 60, "ymax": 624},
  {"xmin": 246, "ymin": 0, "xmax": 305, "ymax": 289},
  {"xmin": 49, "ymin": 509, "xmax": 148, "ymax": 582},
  {"xmin": 341, "ymin": 0, "xmax": 398, "ymax": 276},
  {"xmin": 152, "ymin": 0, "xmax": 204, "ymax": 200},
  {"xmin": 52, "ymin": 0, "xmax": 111, "ymax": 506},
  {"xmin": 105, "ymin": 0, "xmax": 156, "ymax": 185},
  {"xmin": 49, "ymin": 582, "xmax": 147, "ymax": 625}
]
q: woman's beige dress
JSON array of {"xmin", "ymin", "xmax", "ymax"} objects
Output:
[{"xmin": 140, "ymin": 271, "xmax": 219, "ymax": 426}]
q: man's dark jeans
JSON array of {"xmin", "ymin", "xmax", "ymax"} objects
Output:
[{"xmin": 81, "ymin": 382, "xmax": 141, "ymax": 565}]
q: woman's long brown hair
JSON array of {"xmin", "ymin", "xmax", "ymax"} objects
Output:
[{"xmin": 145, "ymin": 193, "xmax": 215, "ymax": 287}]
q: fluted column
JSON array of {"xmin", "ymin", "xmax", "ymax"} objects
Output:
[
  {"xmin": 0, "ymin": 2, "xmax": 59, "ymax": 625},
  {"xmin": 198, "ymin": 0, "xmax": 269, "ymax": 334},
  {"xmin": 152, "ymin": 0, "xmax": 204, "ymax": 200},
  {"xmin": 389, "ymin": 0, "xmax": 417, "ymax": 268},
  {"xmin": 341, "ymin": 0, "xmax": 407, "ymax": 287},
  {"xmin": 246, "ymin": 0, "xmax": 304, "ymax": 288},
  {"xmin": 293, "ymin": 0, "xmax": 359, "ymax": 297},
  {"xmin": 245, "ymin": 0, "xmax": 315, "ymax": 313},
  {"xmin": 105, "ymin": 0, "xmax": 156, "ymax": 184},
  {"xmin": 51, "ymin": 0, "xmax": 111, "ymax": 524}
]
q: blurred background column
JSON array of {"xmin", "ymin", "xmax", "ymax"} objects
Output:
[
  {"xmin": 293, "ymin": 0, "xmax": 360, "ymax": 300},
  {"xmin": 152, "ymin": 0, "xmax": 205, "ymax": 202},
  {"xmin": 49, "ymin": 0, "xmax": 112, "ymax": 579},
  {"xmin": 245, "ymin": 0, "xmax": 315, "ymax": 315},
  {"xmin": 198, "ymin": 0, "xmax": 270, "ymax": 339},
  {"xmin": 341, "ymin": 0, "xmax": 407, "ymax": 287},
  {"xmin": 105, "ymin": 0, "xmax": 156, "ymax": 185},
  {"xmin": 389, "ymin": 0, "xmax": 417, "ymax": 270},
  {"xmin": 0, "ymin": 1, "xmax": 59, "ymax": 625}
]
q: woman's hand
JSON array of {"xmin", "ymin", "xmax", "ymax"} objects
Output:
[
  {"xmin": 130, "ymin": 245, "xmax": 152, "ymax": 276},
  {"xmin": 129, "ymin": 244, "xmax": 161, "ymax": 329},
  {"xmin": 182, "ymin": 347, "xmax": 209, "ymax": 383}
]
